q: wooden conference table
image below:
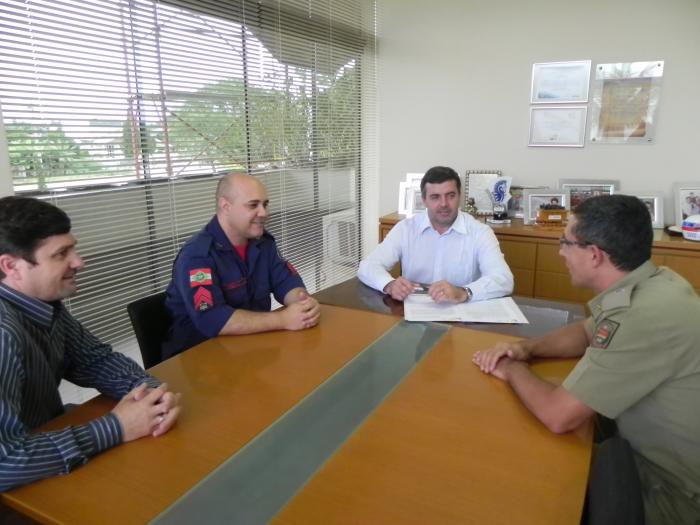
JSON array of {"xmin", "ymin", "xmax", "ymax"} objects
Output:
[{"xmin": 3, "ymin": 282, "xmax": 592, "ymax": 525}]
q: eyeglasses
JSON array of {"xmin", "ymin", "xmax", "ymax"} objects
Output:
[{"xmin": 559, "ymin": 236, "xmax": 592, "ymax": 248}]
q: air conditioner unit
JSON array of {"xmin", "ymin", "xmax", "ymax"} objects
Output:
[
  {"xmin": 323, "ymin": 208, "xmax": 358, "ymax": 266},
  {"xmin": 321, "ymin": 208, "xmax": 358, "ymax": 287}
]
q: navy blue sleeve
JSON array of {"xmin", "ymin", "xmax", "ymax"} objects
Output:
[
  {"xmin": 267, "ymin": 242, "xmax": 306, "ymax": 304},
  {"xmin": 171, "ymin": 251, "xmax": 235, "ymax": 338}
]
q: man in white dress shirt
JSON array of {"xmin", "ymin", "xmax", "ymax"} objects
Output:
[{"xmin": 358, "ymin": 166, "xmax": 513, "ymax": 303}]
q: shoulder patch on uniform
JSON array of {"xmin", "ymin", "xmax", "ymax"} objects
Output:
[
  {"xmin": 286, "ymin": 262, "xmax": 298, "ymax": 276},
  {"xmin": 193, "ymin": 287, "xmax": 213, "ymax": 312},
  {"xmin": 190, "ymin": 268, "xmax": 213, "ymax": 287},
  {"xmin": 600, "ymin": 286, "xmax": 632, "ymax": 311},
  {"xmin": 591, "ymin": 319, "xmax": 620, "ymax": 349}
]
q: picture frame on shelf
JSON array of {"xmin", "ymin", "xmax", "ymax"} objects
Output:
[
  {"xmin": 465, "ymin": 170, "xmax": 501, "ymax": 216},
  {"xmin": 405, "ymin": 172, "xmax": 424, "ymax": 186},
  {"xmin": 508, "ymin": 185, "xmax": 547, "ymax": 218},
  {"xmin": 508, "ymin": 186, "xmax": 526, "ymax": 218},
  {"xmin": 530, "ymin": 60, "xmax": 592, "ymax": 104},
  {"xmin": 411, "ymin": 185, "xmax": 425, "ymax": 214},
  {"xmin": 398, "ymin": 173, "xmax": 425, "ymax": 216},
  {"xmin": 559, "ymin": 179, "xmax": 619, "ymax": 209},
  {"xmin": 398, "ymin": 181, "xmax": 413, "ymax": 216},
  {"xmin": 673, "ymin": 181, "xmax": 700, "ymax": 226},
  {"xmin": 523, "ymin": 189, "xmax": 568, "ymax": 225},
  {"xmin": 625, "ymin": 191, "xmax": 665, "ymax": 229}
]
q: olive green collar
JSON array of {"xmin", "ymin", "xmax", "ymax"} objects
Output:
[{"xmin": 587, "ymin": 260, "xmax": 657, "ymax": 320}]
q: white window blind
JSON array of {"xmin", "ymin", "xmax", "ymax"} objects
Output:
[{"xmin": 0, "ymin": 0, "xmax": 377, "ymax": 346}]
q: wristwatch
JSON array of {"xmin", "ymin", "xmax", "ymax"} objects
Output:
[{"xmin": 463, "ymin": 286, "xmax": 473, "ymax": 303}]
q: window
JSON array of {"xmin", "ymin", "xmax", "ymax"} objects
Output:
[{"xmin": 0, "ymin": 0, "xmax": 376, "ymax": 346}]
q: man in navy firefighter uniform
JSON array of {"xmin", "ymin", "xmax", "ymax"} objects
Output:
[{"xmin": 162, "ymin": 173, "xmax": 321, "ymax": 359}]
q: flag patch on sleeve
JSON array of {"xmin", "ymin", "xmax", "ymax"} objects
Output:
[
  {"xmin": 193, "ymin": 287, "xmax": 214, "ymax": 312},
  {"xmin": 190, "ymin": 268, "xmax": 213, "ymax": 287},
  {"xmin": 591, "ymin": 319, "xmax": 620, "ymax": 349}
]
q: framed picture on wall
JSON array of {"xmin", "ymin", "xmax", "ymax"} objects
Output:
[
  {"xmin": 465, "ymin": 170, "xmax": 501, "ymax": 215},
  {"xmin": 626, "ymin": 191, "xmax": 665, "ymax": 229},
  {"xmin": 530, "ymin": 60, "xmax": 592, "ymax": 104},
  {"xmin": 529, "ymin": 107, "xmax": 587, "ymax": 147},
  {"xmin": 559, "ymin": 179, "xmax": 619, "ymax": 209},
  {"xmin": 589, "ymin": 61, "xmax": 664, "ymax": 144},
  {"xmin": 673, "ymin": 181, "xmax": 700, "ymax": 226}
]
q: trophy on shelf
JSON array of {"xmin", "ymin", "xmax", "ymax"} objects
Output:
[
  {"xmin": 464, "ymin": 197, "xmax": 478, "ymax": 217},
  {"xmin": 487, "ymin": 177, "xmax": 512, "ymax": 223}
]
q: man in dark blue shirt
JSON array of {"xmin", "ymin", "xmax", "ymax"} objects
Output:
[
  {"xmin": 163, "ymin": 173, "xmax": 320, "ymax": 358},
  {"xmin": 0, "ymin": 197, "xmax": 181, "ymax": 493}
]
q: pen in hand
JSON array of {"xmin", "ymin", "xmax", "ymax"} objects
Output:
[{"xmin": 411, "ymin": 283, "xmax": 430, "ymax": 294}]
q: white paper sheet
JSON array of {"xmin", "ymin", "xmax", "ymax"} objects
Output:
[{"xmin": 403, "ymin": 295, "xmax": 529, "ymax": 324}]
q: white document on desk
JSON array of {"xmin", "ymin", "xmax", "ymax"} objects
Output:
[{"xmin": 404, "ymin": 295, "xmax": 529, "ymax": 324}]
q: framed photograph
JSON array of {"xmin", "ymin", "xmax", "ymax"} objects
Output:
[
  {"xmin": 398, "ymin": 173, "xmax": 426, "ymax": 216},
  {"xmin": 529, "ymin": 106, "xmax": 587, "ymax": 147},
  {"xmin": 531, "ymin": 60, "xmax": 592, "ymax": 104},
  {"xmin": 508, "ymin": 186, "xmax": 526, "ymax": 219},
  {"xmin": 508, "ymin": 185, "xmax": 548, "ymax": 218},
  {"xmin": 523, "ymin": 189, "xmax": 568, "ymax": 225},
  {"xmin": 398, "ymin": 181, "xmax": 412, "ymax": 215},
  {"xmin": 405, "ymin": 172, "xmax": 424, "ymax": 186},
  {"xmin": 465, "ymin": 170, "xmax": 501, "ymax": 216},
  {"xmin": 625, "ymin": 191, "xmax": 665, "ymax": 229},
  {"xmin": 559, "ymin": 179, "xmax": 619, "ymax": 209},
  {"xmin": 411, "ymin": 185, "xmax": 426, "ymax": 214},
  {"xmin": 673, "ymin": 182, "xmax": 700, "ymax": 226}
]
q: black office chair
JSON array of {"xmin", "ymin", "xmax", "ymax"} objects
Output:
[
  {"xmin": 126, "ymin": 291, "xmax": 171, "ymax": 369},
  {"xmin": 583, "ymin": 436, "xmax": 645, "ymax": 525}
]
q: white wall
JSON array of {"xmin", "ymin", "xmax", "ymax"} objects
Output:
[{"xmin": 376, "ymin": 0, "xmax": 700, "ymax": 225}]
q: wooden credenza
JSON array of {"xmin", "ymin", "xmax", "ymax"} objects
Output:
[{"xmin": 379, "ymin": 213, "xmax": 700, "ymax": 304}]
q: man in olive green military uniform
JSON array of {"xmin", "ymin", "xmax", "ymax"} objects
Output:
[{"xmin": 473, "ymin": 195, "xmax": 700, "ymax": 524}]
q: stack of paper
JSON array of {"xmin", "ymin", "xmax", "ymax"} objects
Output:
[{"xmin": 403, "ymin": 295, "xmax": 529, "ymax": 324}]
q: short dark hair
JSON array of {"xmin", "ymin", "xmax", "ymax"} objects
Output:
[
  {"xmin": 572, "ymin": 194, "xmax": 652, "ymax": 272},
  {"xmin": 0, "ymin": 197, "xmax": 71, "ymax": 270},
  {"xmin": 421, "ymin": 166, "xmax": 461, "ymax": 198}
]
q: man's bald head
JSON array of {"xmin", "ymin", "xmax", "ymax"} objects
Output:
[
  {"xmin": 216, "ymin": 173, "xmax": 267, "ymax": 210},
  {"xmin": 215, "ymin": 173, "xmax": 270, "ymax": 245}
]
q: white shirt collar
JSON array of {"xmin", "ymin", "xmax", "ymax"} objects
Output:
[{"xmin": 416, "ymin": 210, "xmax": 469, "ymax": 235}]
